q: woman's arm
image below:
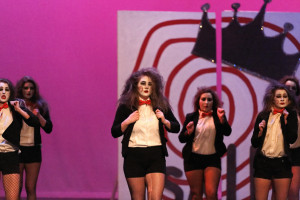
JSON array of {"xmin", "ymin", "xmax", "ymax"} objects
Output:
[
  {"xmin": 285, "ymin": 110, "xmax": 298, "ymax": 144},
  {"xmin": 161, "ymin": 108, "xmax": 180, "ymax": 133},
  {"xmin": 178, "ymin": 113, "xmax": 194, "ymax": 143},
  {"xmin": 111, "ymin": 104, "xmax": 134, "ymax": 138},
  {"xmin": 37, "ymin": 108, "xmax": 53, "ymax": 133},
  {"xmin": 10, "ymin": 100, "xmax": 39, "ymax": 126},
  {"xmin": 251, "ymin": 113, "xmax": 265, "ymax": 148}
]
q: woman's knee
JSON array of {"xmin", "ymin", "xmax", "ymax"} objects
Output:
[
  {"xmin": 25, "ymin": 184, "xmax": 36, "ymax": 194},
  {"xmin": 205, "ymin": 188, "xmax": 218, "ymax": 199}
]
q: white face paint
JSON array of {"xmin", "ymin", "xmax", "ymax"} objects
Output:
[
  {"xmin": 0, "ymin": 82, "xmax": 10, "ymax": 104},
  {"xmin": 273, "ymin": 89, "xmax": 289, "ymax": 109},
  {"xmin": 22, "ymin": 82, "xmax": 35, "ymax": 100},
  {"xmin": 137, "ymin": 76, "xmax": 152, "ymax": 100}
]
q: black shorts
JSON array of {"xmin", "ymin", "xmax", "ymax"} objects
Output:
[
  {"xmin": 253, "ymin": 154, "xmax": 292, "ymax": 179},
  {"xmin": 184, "ymin": 152, "xmax": 221, "ymax": 172},
  {"xmin": 290, "ymin": 147, "xmax": 300, "ymax": 166},
  {"xmin": 19, "ymin": 145, "xmax": 42, "ymax": 163},
  {"xmin": 123, "ymin": 146, "xmax": 166, "ymax": 178},
  {"xmin": 0, "ymin": 151, "xmax": 20, "ymax": 175}
]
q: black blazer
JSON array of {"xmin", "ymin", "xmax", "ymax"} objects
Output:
[
  {"xmin": 28, "ymin": 107, "xmax": 52, "ymax": 146},
  {"xmin": 251, "ymin": 109, "xmax": 298, "ymax": 159},
  {"xmin": 179, "ymin": 111, "xmax": 232, "ymax": 160},
  {"xmin": 2, "ymin": 100, "xmax": 40, "ymax": 148},
  {"xmin": 111, "ymin": 104, "xmax": 180, "ymax": 157}
]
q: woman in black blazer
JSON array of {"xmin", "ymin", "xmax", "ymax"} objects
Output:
[
  {"xmin": 279, "ymin": 76, "xmax": 300, "ymax": 200},
  {"xmin": 0, "ymin": 78, "xmax": 39, "ymax": 200},
  {"xmin": 179, "ymin": 87, "xmax": 231, "ymax": 200},
  {"xmin": 16, "ymin": 76, "xmax": 53, "ymax": 200},
  {"xmin": 251, "ymin": 83, "xmax": 298, "ymax": 200},
  {"xmin": 111, "ymin": 68, "xmax": 180, "ymax": 200}
]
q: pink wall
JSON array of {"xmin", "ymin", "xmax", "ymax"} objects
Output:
[{"xmin": 0, "ymin": 0, "xmax": 299, "ymax": 198}]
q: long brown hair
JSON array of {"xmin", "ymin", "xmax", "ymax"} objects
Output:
[
  {"xmin": 118, "ymin": 68, "xmax": 171, "ymax": 112},
  {"xmin": 16, "ymin": 76, "xmax": 49, "ymax": 115}
]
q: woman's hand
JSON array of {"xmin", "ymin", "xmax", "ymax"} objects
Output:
[
  {"xmin": 32, "ymin": 108, "xmax": 40, "ymax": 116},
  {"xmin": 10, "ymin": 101, "xmax": 21, "ymax": 112},
  {"xmin": 186, "ymin": 121, "xmax": 194, "ymax": 135},
  {"xmin": 258, "ymin": 120, "xmax": 266, "ymax": 137},
  {"xmin": 155, "ymin": 109, "xmax": 171, "ymax": 129},
  {"xmin": 121, "ymin": 111, "xmax": 139, "ymax": 132},
  {"xmin": 10, "ymin": 100, "xmax": 30, "ymax": 119},
  {"xmin": 283, "ymin": 109, "xmax": 289, "ymax": 125},
  {"xmin": 155, "ymin": 109, "xmax": 165, "ymax": 122},
  {"xmin": 217, "ymin": 108, "xmax": 225, "ymax": 123},
  {"xmin": 126, "ymin": 111, "xmax": 139, "ymax": 124}
]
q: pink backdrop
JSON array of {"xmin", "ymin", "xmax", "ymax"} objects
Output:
[{"xmin": 0, "ymin": 0, "xmax": 300, "ymax": 198}]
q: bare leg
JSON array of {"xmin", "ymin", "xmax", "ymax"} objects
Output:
[
  {"xmin": 204, "ymin": 167, "xmax": 221, "ymax": 200},
  {"xmin": 289, "ymin": 166, "xmax": 300, "ymax": 200},
  {"xmin": 254, "ymin": 178, "xmax": 272, "ymax": 200},
  {"xmin": 185, "ymin": 170, "xmax": 204, "ymax": 200},
  {"xmin": 273, "ymin": 178, "xmax": 291, "ymax": 200},
  {"xmin": 3, "ymin": 173, "xmax": 20, "ymax": 200},
  {"xmin": 126, "ymin": 177, "xmax": 146, "ymax": 200},
  {"xmin": 24, "ymin": 163, "xmax": 41, "ymax": 200},
  {"xmin": 145, "ymin": 173, "xmax": 165, "ymax": 200}
]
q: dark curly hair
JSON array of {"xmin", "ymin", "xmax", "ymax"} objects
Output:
[
  {"xmin": 193, "ymin": 87, "xmax": 220, "ymax": 112},
  {"xmin": 118, "ymin": 67, "xmax": 171, "ymax": 112},
  {"xmin": 0, "ymin": 78, "xmax": 15, "ymax": 101},
  {"xmin": 262, "ymin": 82, "xmax": 296, "ymax": 113}
]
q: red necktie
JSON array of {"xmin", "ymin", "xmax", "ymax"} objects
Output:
[
  {"xmin": 139, "ymin": 99, "xmax": 151, "ymax": 105},
  {"xmin": 201, "ymin": 111, "xmax": 213, "ymax": 118},
  {"xmin": 273, "ymin": 108, "xmax": 284, "ymax": 115},
  {"xmin": 0, "ymin": 102, "xmax": 9, "ymax": 112}
]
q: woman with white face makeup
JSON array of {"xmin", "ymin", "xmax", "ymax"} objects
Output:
[
  {"xmin": 0, "ymin": 78, "xmax": 39, "ymax": 200},
  {"xmin": 111, "ymin": 68, "xmax": 180, "ymax": 200},
  {"xmin": 278, "ymin": 76, "xmax": 300, "ymax": 200},
  {"xmin": 178, "ymin": 87, "xmax": 231, "ymax": 200},
  {"xmin": 15, "ymin": 76, "xmax": 53, "ymax": 200},
  {"xmin": 251, "ymin": 83, "xmax": 298, "ymax": 200}
]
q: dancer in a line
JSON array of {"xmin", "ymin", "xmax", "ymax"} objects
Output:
[
  {"xmin": 251, "ymin": 83, "xmax": 298, "ymax": 200},
  {"xmin": 16, "ymin": 76, "xmax": 53, "ymax": 200},
  {"xmin": 111, "ymin": 68, "xmax": 180, "ymax": 200},
  {"xmin": 179, "ymin": 87, "xmax": 232, "ymax": 200},
  {"xmin": 0, "ymin": 78, "xmax": 39, "ymax": 200},
  {"xmin": 280, "ymin": 76, "xmax": 300, "ymax": 200}
]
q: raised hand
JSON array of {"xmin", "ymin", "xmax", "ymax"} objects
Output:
[
  {"xmin": 127, "ymin": 110, "xmax": 139, "ymax": 124},
  {"xmin": 155, "ymin": 109, "xmax": 165, "ymax": 123},
  {"xmin": 283, "ymin": 109, "xmax": 289, "ymax": 124},
  {"xmin": 258, "ymin": 120, "xmax": 266, "ymax": 137},
  {"xmin": 217, "ymin": 108, "xmax": 225, "ymax": 123},
  {"xmin": 186, "ymin": 121, "xmax": 194, "ymax": 135}
]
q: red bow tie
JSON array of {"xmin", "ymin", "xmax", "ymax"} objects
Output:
[
  {"xmin": 201, "ymin": 111, "xmax": 213, "ymax": 118},
  {"xmin": 139, "ymin": 99, "xmax": 151, "ymax": 105},
  {"xmin": 273, "ymin": 108, "xmax": 284, "ymax": 115},
  {"xmin": 0, "ymin": 102, "xmax": 9, "ymax": 112}
]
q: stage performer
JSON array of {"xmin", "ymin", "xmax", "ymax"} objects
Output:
[
  {"xmin": 279, "ymin": 76, "xmax": 300, "ymax": 200},
  {"xmin": 111, "ymin": 67, "xmax": 180, "ymax": 200},
  {"xmin": 251, "ymin": 83, "xmax": 298, "ymax": 200},
  {"xmin": 0, "ymin": 78, "xmax": 39, "ymax": 200},
  {"xmin": 15, "ymin": 76, "xmax": 53, "ymax": 200},
  {"xmin": 178, "ymin": 87, "xmax": 232, "ymax": 200}
]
